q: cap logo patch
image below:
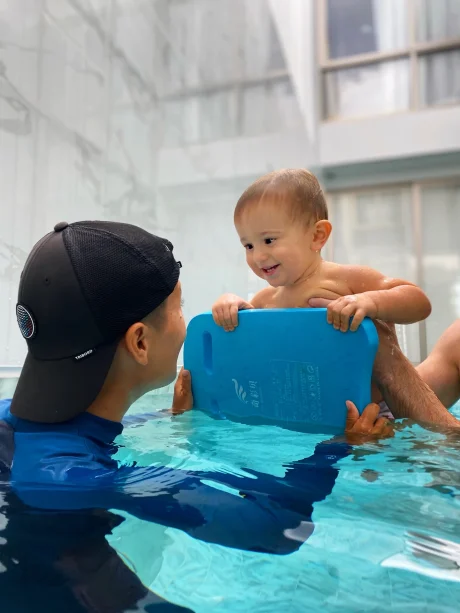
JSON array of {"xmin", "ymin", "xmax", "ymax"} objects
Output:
[
  {"xmin": 16, "ymin": 304, "xmax": 36, "ymax": 339},
  {"xmin": 74, "ymin": 348, "xmax": 95, "ymax": 362}
]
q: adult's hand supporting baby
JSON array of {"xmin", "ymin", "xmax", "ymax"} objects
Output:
[
  {"xmin": 344, "ymin": 401, "xmax": 394, "ymax": 443},
  {"xmin": 171, "ymin": 368, "xmax": 194, "ymax": 414},
  {"xmin": 212, "ymin": 293, "xmax": 254, "ymax": 332},
  {"xmin": 172, "ymin": 364, "xmax": 394, "ymax": 440},
  {"xmin": 309, "ymin": 297, "xmax": 395, "ymax": 440}
]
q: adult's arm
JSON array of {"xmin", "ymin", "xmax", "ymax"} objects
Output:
[
  {"xmin": 309, "ymin": 298, "xmax": 460, "ymax": 429},
  {"xmin": 416, "ymin": 320, "xmax": 460, "ymax": 409},
  {"xmin": 370, "ymin": 321, "xmax": 460, "ymax": 428},
  {"xmin": 14, "ymin": 437, "xmax": 349, "ymax": 556}
]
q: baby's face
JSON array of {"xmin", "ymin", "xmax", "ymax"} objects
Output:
[{"xmin": 235, "ymin": 201, "xmax": 317, "ymax": 287}]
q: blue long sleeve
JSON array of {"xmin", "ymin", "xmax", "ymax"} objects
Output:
[{"xmin": 14, "ymin": 441, "xmax": 350, "ymax": 555}]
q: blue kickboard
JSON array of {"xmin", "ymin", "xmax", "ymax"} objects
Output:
[{"xmin": 183, "ymin": 309, "xmax": 378, "ymax": 432}]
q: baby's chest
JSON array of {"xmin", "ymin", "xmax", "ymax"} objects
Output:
[{"xmin": 270, "ymin": 281, "xmax": 351, "ymax": 308}]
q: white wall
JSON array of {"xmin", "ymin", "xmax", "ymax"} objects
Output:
[
  {"xmin": 268, "ymin": 0, "xmax": 318, "ymax": 139},
  {"xmin": 0, "ymin": 1, "xmax": 175, "ymax": 366},
  {"xmin": 0, "ymin": 0, "xmax": 310, "ymax": 368},
  {"xmin": 320, "ymin": 106, "xmax": 460, "ymax": 167}
]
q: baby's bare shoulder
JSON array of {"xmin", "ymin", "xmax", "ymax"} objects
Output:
[
  {"xmin": 320, "ymin": 261, "xmax": 388, "ymax": 295},
  {"xmin": 323, "ymin": 260, "xmax": 372, "ymax": 274},
  {"xmin": 324, "ymin": 261, "xmax": 383, "ymax": 282},
  {"xmin": 251, "ymin": 286, "xmax": 277, "ymax": 308}
]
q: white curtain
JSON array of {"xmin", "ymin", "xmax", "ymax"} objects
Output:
[
  {"xmin": 419, "ymin": 49, "xmax": 460, "ymax": 106},
  {"xmin": 417, "ymin": 0, "xmax": 460, "ymax": 41},
  {"xmin": 327, "ymin": 60, "xmax": 410, "ymax": 119},
  {"xmin": 421, "ymin": 184, "xmax": 460, "ymax": 351},
  {"xmin": 330, "ymin": 188, "xmax": 421, "ymax": 362},
  {"xmin": 373, "ymin": 0, "xmax": 408, "ymax": 51}
]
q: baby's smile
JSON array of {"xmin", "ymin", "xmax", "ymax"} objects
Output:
[{"xmin": 261, "ymin": 264, "xmax": 280, "ymax": 276}]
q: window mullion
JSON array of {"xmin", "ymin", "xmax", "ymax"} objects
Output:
[
  {"xmin": 408, "ymin": 0, "xmax": 419, "ymax": 109},
  {"xmin": 317, "ymin": 0, "xmax": 329, "ymax": 65}
]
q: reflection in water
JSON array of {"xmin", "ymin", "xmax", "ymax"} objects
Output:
[
  {"xmin": 0, "ymin": 493, "xmax": 193, "ymax": 612},
  {"xmin": 115, "ymin": 404, "xmax": 460, "ymax": 612},
  {"xmin": 1, "ymin": 401, "xmax": 460, "ymax": 612},
  {"xmin": 0, "ymin": 421, "xmax": 192, "ymax": 613}
]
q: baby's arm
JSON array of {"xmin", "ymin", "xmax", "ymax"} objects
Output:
[
  {"xmin": 212, "ymin": 287, "xmax": 274, "ymax": 331},
  {"xmin": 326, "ymin": 266, "xmax": 431, "ymax": 332}
]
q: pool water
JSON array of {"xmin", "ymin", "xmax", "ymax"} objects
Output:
[{"xmin": 108, "ymin": 393, "xmax": 460, "ymax": 613}]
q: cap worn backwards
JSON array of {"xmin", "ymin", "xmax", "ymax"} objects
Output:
[{"xmin": 11, "ymin": 220, "xmax": 182, "ymax": 424}]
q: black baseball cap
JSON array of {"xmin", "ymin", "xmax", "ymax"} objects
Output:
[{"xmin": 11, "ymin": 220, "xmax": 181, "ymax": 423}]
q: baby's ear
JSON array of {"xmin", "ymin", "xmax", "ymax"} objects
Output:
[{"xmin": 311, "ymin": 220, "xmax": 332, "ymax": 251}]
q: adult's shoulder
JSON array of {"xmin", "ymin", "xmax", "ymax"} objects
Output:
[
  {"xmin": 417, "ymin": 319, "xmax": 460, "ymax": 409},
  {"xmin": 432, "ymin": 319, "xmax": 460, "ymax": 358}
]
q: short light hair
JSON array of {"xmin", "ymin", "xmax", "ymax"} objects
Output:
[{"xmin": 234, "ymin": 168, "xmax": 328, "ymax": 224}]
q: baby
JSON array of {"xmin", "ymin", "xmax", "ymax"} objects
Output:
[{"xmin": 212, "ymin": 169, "xmax": 431, "ymax": 407}]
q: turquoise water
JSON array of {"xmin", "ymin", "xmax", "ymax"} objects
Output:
[
  {"xmin": 1, "ymin": 376, "xmax": 460, "ymax": 612},
  {"xmin": 110, "ymin": 393, "xmax": 460, "ymax": 613}
]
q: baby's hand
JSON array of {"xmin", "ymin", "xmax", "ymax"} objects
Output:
[
  {"xmin": 212, "ymin": 293, "xmax": 254, "ymax": 332},
  {"xmin": 326, "ymin": 294, "xmax": 378, "ymax": 332}
]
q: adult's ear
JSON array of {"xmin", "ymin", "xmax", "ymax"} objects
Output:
[{"xmin": 123, "ymin": 322, "xmax": 150, "ymax": 366}]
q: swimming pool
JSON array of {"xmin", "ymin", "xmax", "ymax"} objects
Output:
[
  {"xmin": 107, "ymin": 391, "xmax": 460, "ymax": 612},
  {"xmin": 1, "ymin": 377, "xmax": 460, "ymax": 612}
]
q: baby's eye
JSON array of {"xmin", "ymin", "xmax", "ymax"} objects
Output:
[
  {"xmin": 244, "ymin": 243, "xmax": 253, "ymax": 250},
  {"xmin": 264, "ymin": 238, "xmax": 276, "ymax": 245}
]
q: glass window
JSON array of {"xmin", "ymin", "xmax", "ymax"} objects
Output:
[
  {"xmin": 160, "ymin": 0, "xmax": 243, "ymax": 94},
  {"xmin": 325, "ymin": 59, "xmax": 410, "ymax": 120},
  {"xmin": 162, "ymin": 99, "xmax": 185, "ymax": 147},
  {"xmin": 269, "ymin": 79, "xmax": 304, "ymax": 131},
  {"xmin": 197, "ymin": 0, "xmax": 241, "ymax": 87},
  {"xmin": 242, "ymin": 77, "xmax": 302, "ymax": 137},
  {"xmin": 416, "ymin": 0, "xmax": 460, "ymax": 42},
  {"xmin": 322, "ymin": 0, "xmax": 460, "ymax": 117},
  {"xmin": 163, "ymin": 90, "xmax": 238, "ymax": 146},
  {"xmin": 421, "ymin": 184, "xmax": 460, "ymax": 352},
  {"xmin": 199, "ymin": 89, "xmax": 238, "ymax": 142},
  {"xmin": 162, "ymin": 96, "xmax": 200, "ymax": 146},
  {"xmin": 419, "ymin": 50, "xmax": 460, "ymax": 107},
  {"xmin": 330, "ymin": 188, "xmax": 421, "ymax": 362},
  {"xmin": 326, "ymin": 0, "xmax": 408, "ymax": 59},
  {"xmin": 243, "ymin": 0, "xmax": 286, "ymax": 79},
  {"xmin": 242, "ymin": 84, "xmax": 264, "ymax": 137},
  {"xmin": 267, "ymin": 21, "xmax": 286, "ymax": 72},
  {"xmin": 160, "ymin": 0, "xmax": 199, "ymax": 95}
]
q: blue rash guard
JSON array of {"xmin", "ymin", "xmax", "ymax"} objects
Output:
[{"xmin": 0, "ymin": 398, "xmax": 350, "ymax": 612}]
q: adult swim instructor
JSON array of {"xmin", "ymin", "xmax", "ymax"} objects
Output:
[{"xmin": 0, "ymin": 221, "xmax": 391, "ymax": 611}]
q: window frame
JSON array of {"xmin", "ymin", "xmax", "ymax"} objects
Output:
[
  {"xmin": 325, "ymin": 176, "xmax": 460, "ymax": 361},
  {"xmin": 156, "ymin": 0, "xmax": 295, "ymax": 146},
  {"xmin": 318, "ymin": 0, "xmax": 460, "ymax": 120}
]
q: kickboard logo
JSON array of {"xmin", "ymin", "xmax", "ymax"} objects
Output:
[{"xmin": 232, "ymin": 379, "xmax": 248, "ymax": 403}]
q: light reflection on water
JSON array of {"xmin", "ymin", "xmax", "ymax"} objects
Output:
[
  {"xmin": 0, "ymin": 376, "xmax": 459, "ymax": 612},
  {"xmin": 107, "ymin": 395, "xmax": 460, "ymax": 612}
]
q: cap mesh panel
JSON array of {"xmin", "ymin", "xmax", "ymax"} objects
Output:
[{"xmin": 63, "ymin": 222, "xmax": 180, "ymax": 340}]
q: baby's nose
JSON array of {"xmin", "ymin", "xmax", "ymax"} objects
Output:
[{"xmin": 253, "ymin": 249, "xmax": 268, "ymax": 266}]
